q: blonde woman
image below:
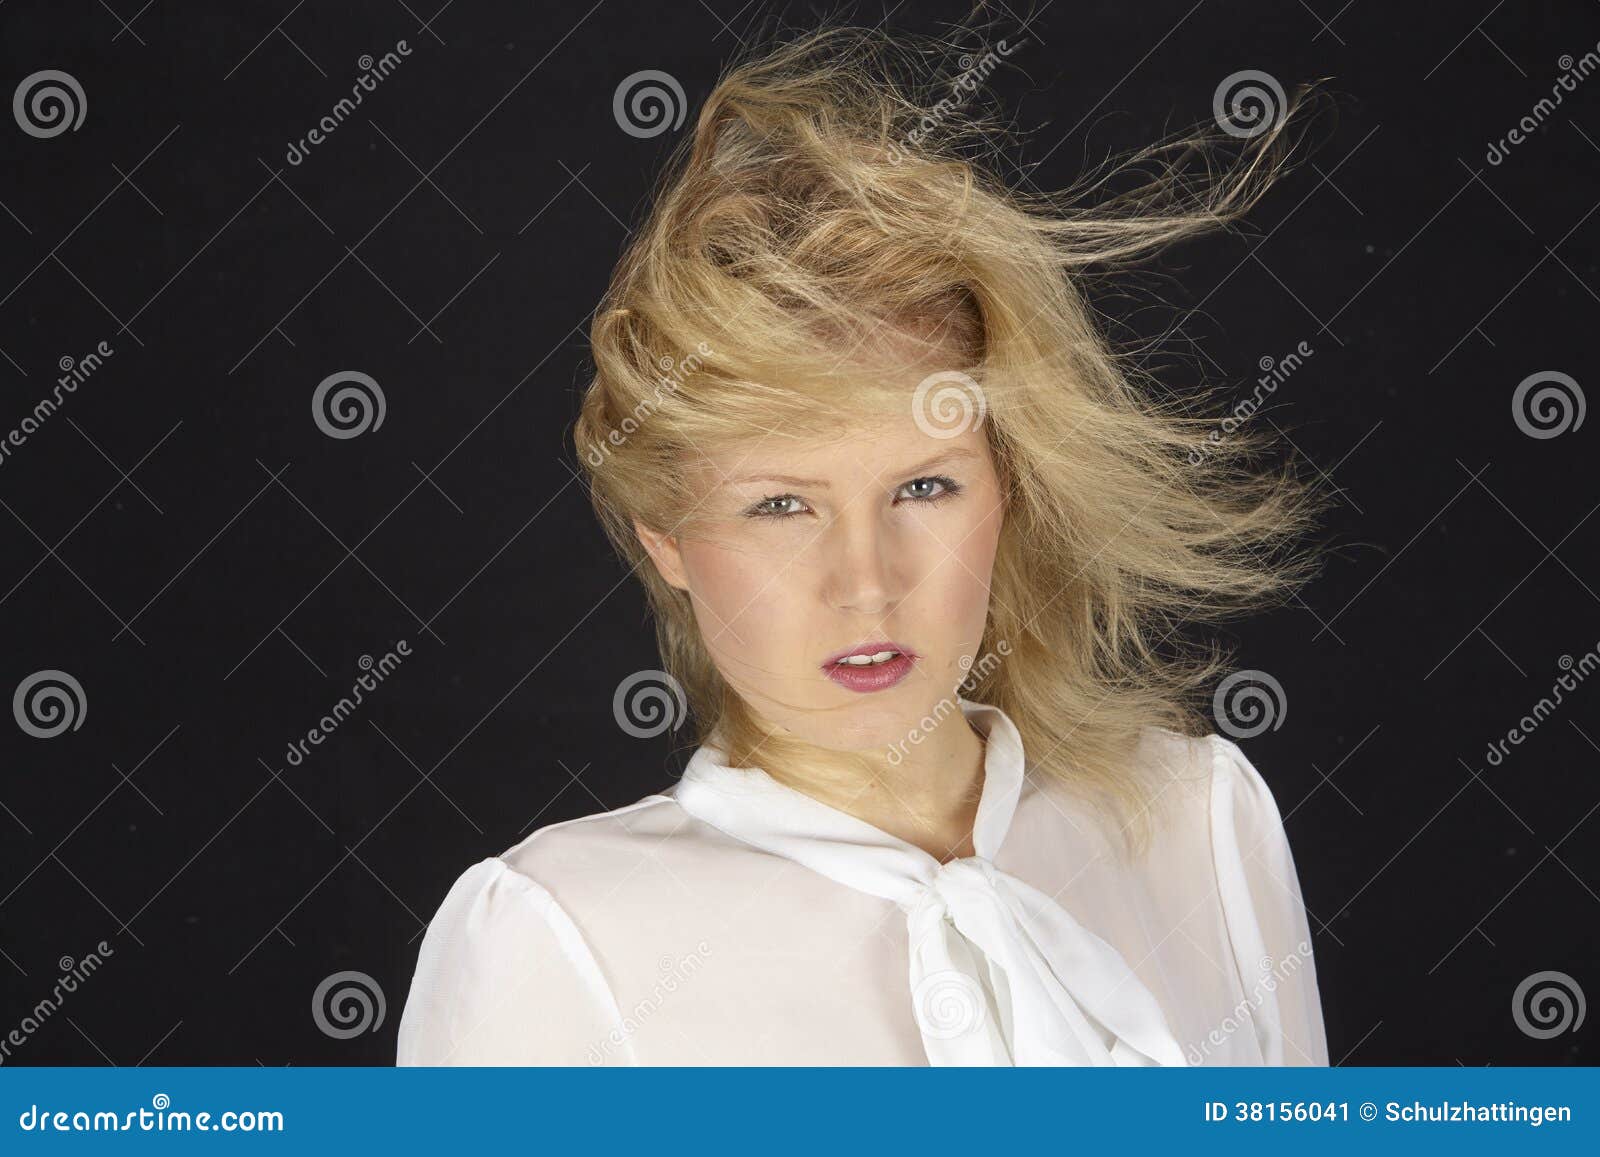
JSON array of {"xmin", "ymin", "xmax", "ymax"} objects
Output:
[{"xmin": 397, "ymin": 23, "xmax": 1332, "ymax": 1067}]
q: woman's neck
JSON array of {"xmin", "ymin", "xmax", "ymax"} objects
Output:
[{"xmin": 756, "ymin": 709, "xmax": 990, "ymax": 863}]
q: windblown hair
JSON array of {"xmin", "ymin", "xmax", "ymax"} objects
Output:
[{"xmin": 573, "ymin": 20, "xmax": 1331, "ymax": 857}]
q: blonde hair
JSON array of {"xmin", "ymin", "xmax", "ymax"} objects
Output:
[{"xmin": 573, "ymin": 19, "xmax": 1332, "ymax": 857}]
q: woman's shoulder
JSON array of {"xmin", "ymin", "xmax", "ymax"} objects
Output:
[
  {"xmin": 457, "ymin": 783, "xmax": 774, "ymax": 924},
  {"xmin": 1134, "ymin": 725, "xmax": 1289, "ymax": 836},
  {"xmin": 1129, "ymin": 725, "xmax": 1305, "ymax": 922},
  {"xmin": 496, "ymin": 789, "xmax": 684, "ymax": 886},
  {"xmin": 1018, "ymin": 725, "xmax": 1292, "ymax": 877}
]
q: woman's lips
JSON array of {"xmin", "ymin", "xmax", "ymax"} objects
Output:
[
  {"xmin": 821, "ymin": 643, "xmax": 917, "ymax": 694},
  {"xmin": 824, "ymin": 652, "xmax": 915, "ymax": 692}
]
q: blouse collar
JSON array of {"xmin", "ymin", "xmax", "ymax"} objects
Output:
[
  {"xmin": 670, "ymin": 696, "xmax": 1190, "ymax": 1067},
  {"xmin": 673, "ymin": 696, "xmax": 1024, "ymax": 906}
]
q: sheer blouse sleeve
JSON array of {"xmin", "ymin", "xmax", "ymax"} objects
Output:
[
  {"xmin": 1207, "ymin": 734, "xmax": 1332, "ymax": 1066},
  {"xmin": 396, "ymin": 856, "xmax": 627, "ymax": 1066}
]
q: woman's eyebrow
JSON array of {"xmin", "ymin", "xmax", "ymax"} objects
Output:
[{"xmin": 724, "ymin": 446, "xmax": 980, "ymax": 488}]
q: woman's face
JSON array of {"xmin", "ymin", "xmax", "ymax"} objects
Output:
[{"xmin": 635, "ymin": 404, "xmax": 1006, "ymax": 752}]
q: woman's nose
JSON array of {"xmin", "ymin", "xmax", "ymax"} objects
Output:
[{"xmin": 822, "ymin": 510, "xmax": 897, "ymax": 615}]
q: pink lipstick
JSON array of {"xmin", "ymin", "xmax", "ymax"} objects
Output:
[{"xmin": 821, "ymin": 640, "xmax": 917, "ymax": 694}]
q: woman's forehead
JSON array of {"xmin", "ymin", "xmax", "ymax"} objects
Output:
[{"xmin": 688, "ymin": 418, "xmax": 991, "ymax": 486}]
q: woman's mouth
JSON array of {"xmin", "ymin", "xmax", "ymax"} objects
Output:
[{"xmin": 821, "ymin": 642, "xmax": 917, "ymax": 693}]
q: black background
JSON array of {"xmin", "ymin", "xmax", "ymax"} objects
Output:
[{"xmin": 1, "ymin": 0, "xmax": 1596, "ymax": 1066}]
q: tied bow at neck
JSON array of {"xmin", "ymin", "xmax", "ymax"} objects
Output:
[
  {"xmin": 671, "ymin": 696, "xmax": 1189, "ymax": 1067},
  {"xmin": 904, "ymin": 855, "xmax": 1186, "ymax": 1066}
]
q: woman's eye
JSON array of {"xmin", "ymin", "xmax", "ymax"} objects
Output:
[
  {"xmin": 898, "ymin": 475, "xmax": 962, "ymax": 504},
  {"xmin": 745, "ymin": 475, "xmax": 961, "ymax": 520},
  {"xmin": 748, "ymin": 495, "xmax": 806, "ymax": 518}
]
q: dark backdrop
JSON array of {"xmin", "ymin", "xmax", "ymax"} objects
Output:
[{"xmin": 1, "ymin": 0, "xmax": 1595, "ymax": 1066}]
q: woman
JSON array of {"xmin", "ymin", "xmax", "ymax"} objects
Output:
[{"xmin": 397, "ymin": 23, "xmax": 1332, "ymax": 1067}]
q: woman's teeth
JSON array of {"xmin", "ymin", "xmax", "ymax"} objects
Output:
[{"xmin": 835, "ymin": 651, "xmax": 900, "ymax": 666}]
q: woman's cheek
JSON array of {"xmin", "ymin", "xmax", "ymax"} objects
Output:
[{"xmin": 685, "ymin": 539, "xmax": 801, "ymax": 662}]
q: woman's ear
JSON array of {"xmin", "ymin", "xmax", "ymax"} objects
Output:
[{"xmin": 634, "ymin": 518, "xmax": 689, "ymax": 590}]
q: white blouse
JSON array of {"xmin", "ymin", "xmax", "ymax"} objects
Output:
[{"xmin": 396, "ymin": 697, "xmax": 1330, "ymax": 1066}]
